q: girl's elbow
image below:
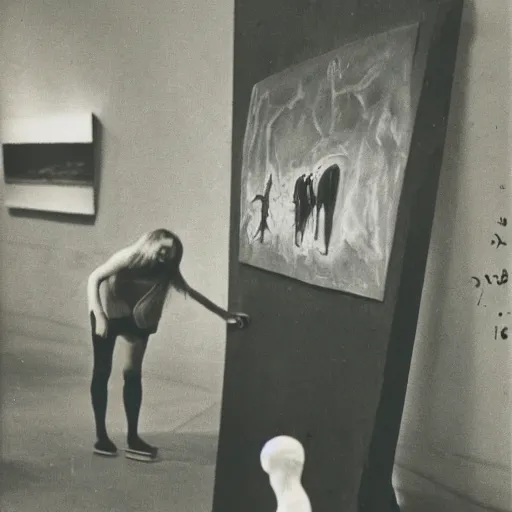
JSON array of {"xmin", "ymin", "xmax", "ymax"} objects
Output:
[{"xmin": 88, "ymin": 271, "xmax": 103, "ymax": 289}]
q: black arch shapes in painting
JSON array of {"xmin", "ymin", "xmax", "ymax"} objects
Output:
[
  {"xmin": 314, "ymin": 164, "xmax": 340, "ymax": 256},
  {"xmin": 293, "ymin": 173, "xmax": 317, "ymax": 248}
]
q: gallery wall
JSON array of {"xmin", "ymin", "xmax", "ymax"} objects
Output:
[
  {"xmin": 0, "ymin": 0, "xmax": 510, "ymax": 510},
  {"xmin": 0, "ymin": 0, "xmax": 235, "ymax": 393},
  {"xmin": 395, "ymin": 1, "xmax": 511, "ymax": 510}
]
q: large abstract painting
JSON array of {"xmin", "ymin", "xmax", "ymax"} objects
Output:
[
  {"xmin": 1, "ymin": 113, "xmax": 95, "ymax": 215},
  {"xmin": 238, "ymin": 25, "xmax": 419, "ymax": 300}
]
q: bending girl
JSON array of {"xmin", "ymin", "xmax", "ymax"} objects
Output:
[{"xmin": 87, "ymin": 228, "xmax": 249, "ymax": 462}]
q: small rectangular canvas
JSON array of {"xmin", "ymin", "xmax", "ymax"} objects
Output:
[
  {"xmin": 238, "ymin": 25, "xmax": 419, "ymax": 300},
  {"xmin": 1, "ymin": 113, "xmax": 95, "ymax": 215}
]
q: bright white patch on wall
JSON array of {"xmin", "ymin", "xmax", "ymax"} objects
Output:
[{"xmin": 1, "ymin": 113, "xmax": 96, "ymax": 216}]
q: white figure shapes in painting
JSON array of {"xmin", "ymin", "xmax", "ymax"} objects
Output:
[{"xmin": 260, "ymin": 436, "xmax": 312, "ymax": 512}]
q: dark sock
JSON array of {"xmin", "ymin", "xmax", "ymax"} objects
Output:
[
  {"xmin": 90, "ymin": 327, "xmax": 115, "ymax": 443},
  {"xmin": 123, "ymin": 369, "xmax": 143, "ymax": 443},
  {"xmin": 90, "ymin": 369, "xmax": 110, "ymax": 440}
]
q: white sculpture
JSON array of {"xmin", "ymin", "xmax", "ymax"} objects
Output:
[{"xmin": 260, "ymin": 436, "xmax": 312, "ymax": 512}]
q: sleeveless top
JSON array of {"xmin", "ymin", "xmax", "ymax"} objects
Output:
[{"xmin": 100, "ymin": 267, "xmax": 169, "ymax": 334}]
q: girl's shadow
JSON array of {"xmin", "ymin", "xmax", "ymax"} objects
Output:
[{"xmin": 141, "ymin": 431, "xmax": 219, "ymax": 465}]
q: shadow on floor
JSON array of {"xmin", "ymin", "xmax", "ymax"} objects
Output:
[
  {"xmin": 0, "ymin": 459, "xmax": 44, "ymax": 493},
  {"xmin": 1, "ymin": 332, "xmax": 222, "ymax": 512},
  {"xmin": 143, "ymin": 431, "xmax": 219, "ymax": 465}
]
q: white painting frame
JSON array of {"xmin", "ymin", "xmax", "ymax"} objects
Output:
[{"xmin": 1, "ymin": 113, "xmax": 96, "ymax": 216}]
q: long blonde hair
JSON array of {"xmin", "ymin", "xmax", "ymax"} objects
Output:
[{"xmin": 123, "ymin": 228, "xmax": 188, "ymax": 296}]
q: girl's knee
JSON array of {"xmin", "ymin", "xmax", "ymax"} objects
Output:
[
  {"xmin": 91, "ymin": 367, "xmax": 112, "ymax": 390},
  {"xmin": 123, "ymin": 366, "xmax": 142, "ymax": 380},
  {"xmin": 122, "ymin": 337, "xmax": 147, "ymax": 375}
]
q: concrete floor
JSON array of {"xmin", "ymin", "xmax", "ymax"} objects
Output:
[
  {"xmin": 1, "ymin": 331, "xmax": 495, "ymax": 512},
  {"xmin": 394, "ymin": 467, "xmax": 494, "ymax": 512},
  {"xmin": 1, "ymin": 332, "xmax": 221, "ymax": 512}
]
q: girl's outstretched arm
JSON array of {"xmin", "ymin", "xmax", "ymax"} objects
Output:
[{"xmin": 185, "ymin": 284, "xmax": 250, "ymax": 329}]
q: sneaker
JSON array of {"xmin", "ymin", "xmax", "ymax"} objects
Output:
[
  {"xmin": 94, "ymin": 437, "xmax": 118, "ymax": 457},
  {"xmin": 125, "ymin": 437, "xmax": 159, "ymax": 462}
]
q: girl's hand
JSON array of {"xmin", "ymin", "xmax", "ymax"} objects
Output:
[
  {"xmin": 91, "ymin": 311, "xmax": 109, "ymax": 338},
  {"xmin": 226, "ymin": 312, "xmax": 250, "ymax": 329}
]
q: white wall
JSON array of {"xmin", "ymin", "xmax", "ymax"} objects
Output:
[
  {"xmin": 0, "ymin": 0, "xmax": 235, "ymax": 394},
  {"xmin": 395, "ymin": 1, "xmax": 511, "ymax": 510}
]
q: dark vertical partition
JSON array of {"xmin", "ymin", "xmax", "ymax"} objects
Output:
[{"xmin": 213, "ymin": 2, "xmax": 463, "ymax": 511}]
